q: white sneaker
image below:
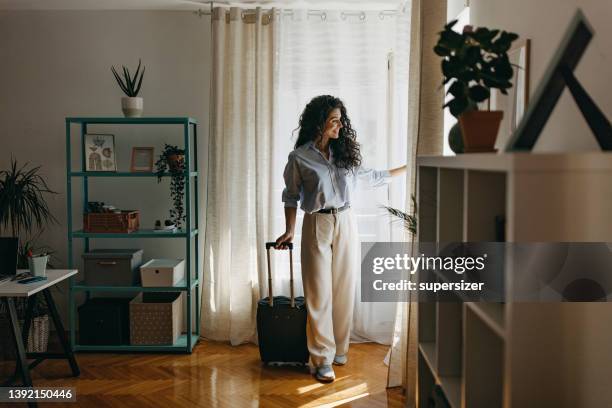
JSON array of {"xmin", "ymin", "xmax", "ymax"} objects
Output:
[
  {"xmin": 333, "ymin": 354, "xmax": 347, "ymax": 366},
  {"xmin": 315, "ymin": 365, "xmax": 335, "ymax": 382}
]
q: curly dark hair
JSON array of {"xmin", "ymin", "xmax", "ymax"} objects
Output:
[{"xmin": 294, "ymin": 95, "xmax": 362, "ymax": 171}]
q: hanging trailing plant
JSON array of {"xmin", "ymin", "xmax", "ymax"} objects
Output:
[{"xmin": 155, "ymin": 144, "xmax": 186, "ymax": 229}]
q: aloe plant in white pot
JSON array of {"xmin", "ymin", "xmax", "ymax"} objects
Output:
[{"xmin": 111, "ymin": 59, "xmax": 145, "ymax": 117}]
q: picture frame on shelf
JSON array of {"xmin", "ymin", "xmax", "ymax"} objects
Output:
[
  {"xmin": 130, "ymin": 147, "xmax": 154, "ymax": 172},
  {"xmin": 490, "ymin": 39, "xmax": 531, "ymax": 150},
  {"xmin": 85, "ymin": 133, "xmax": 116, "ymax": 172}
]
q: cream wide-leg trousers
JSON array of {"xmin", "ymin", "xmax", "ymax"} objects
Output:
[{"xmin": 301, "ymin": 209, "xmax": 359, "ymax": 367}]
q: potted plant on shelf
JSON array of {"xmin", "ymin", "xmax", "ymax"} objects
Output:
[
  {"xmin": 0, "ymin": 159, "xmax": 57, "ymax": 359},
  {"xmin": 435, "ymin": 21, "xmax": 518, "ymax": 153},
  {"xmin": 155, "ymin": 144, "xmax": 186, "ymax": 230},
  {"xmin": 111, "ymin": 59, "xmax": 145, "ymax": 118}
]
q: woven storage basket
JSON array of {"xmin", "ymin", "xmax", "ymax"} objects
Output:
[
  {"xmin": 83, "ymin": 211, "xmax": 140, "ymax": 233},
  {"xmin": 0, "ymin": 315, "xmax": 49, "ymax": 360},
  {"xmin": 130, "ymin": 293, "xmax": 181, "ymax": 345}
]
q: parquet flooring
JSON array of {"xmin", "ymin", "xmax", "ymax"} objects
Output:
[{"xmin": 0, "ymin": 340, "xmax": 405, "ymax": 407}]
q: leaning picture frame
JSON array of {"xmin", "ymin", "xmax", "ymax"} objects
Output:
[
  {"xmin": 130, "ymin": 147, "xmax": 154, "ymax": 172},
  {"xmin": 85, "ymin": 134, "xmax": 116, "ymax": 172},
  {"xmin": 490, "ymin": 39, "xmax": 531, "ymax": 150}
]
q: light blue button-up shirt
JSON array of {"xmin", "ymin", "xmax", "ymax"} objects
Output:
[{"xmin": 282, "ymin": 141, "xmax": 392, "ymax": 213}]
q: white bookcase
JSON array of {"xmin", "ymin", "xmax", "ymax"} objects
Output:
[{"xmin": 416, "ymin": 153, "xmax": 612, "ymax": 408}]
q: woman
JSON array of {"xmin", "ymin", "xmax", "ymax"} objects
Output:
[{"xmin": 275, "ymin": 95, "xmax": 406, "ymax": 382}]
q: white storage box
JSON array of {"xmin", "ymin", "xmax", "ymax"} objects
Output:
[{"xmin": 140, "ymin": 259, "xmax": 185, "ymax": 287}]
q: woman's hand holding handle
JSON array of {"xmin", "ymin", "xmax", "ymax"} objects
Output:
[{"xmin": 274, "ymin": 231, "xmax": 294, "ymax": 250}]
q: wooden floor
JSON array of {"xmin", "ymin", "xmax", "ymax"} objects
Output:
[{"xmin": 0, "ymin": 340, "xmax": 405, "ymax": 408}]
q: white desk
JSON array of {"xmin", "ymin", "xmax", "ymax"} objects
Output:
[
  {"xmin": 0, "ymin": 269, "xmax": 77, "ymax": 297},
  {"xmin": 1, "ymin": 269, "xmax": 80, "ymax": 408}
]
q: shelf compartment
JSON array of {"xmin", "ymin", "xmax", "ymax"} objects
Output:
[
  {"xmin": 74, "ymin": 333, "xmax": 200, "ymax": 352},
  {"xmin": 465, "ymin": 302, "xmax": 505, "ymax": 338},
  {"xmin": 70, "ymin": 171, "xmax": 198, "ymax": 178},
  {"xmin": 418, "ymin": 302, "xmax": 436, "ymax": 343},
  {"xmin": 465, "ymin": 170, "xmax": 506, "ymax": 242},
  {"xmin": 419, "ymin": 342, "xmax": 437, "ymax": 374},
  {"xmin": 439, "ymin": 375, "xmax": 461, "ymax": 408},
  {"xmin": 418, "ymin": 342, "xmax": 437, "ymax": 408},
  {"xmin": 463, "ymin": 306, "xmax": 504, "ymax": 408},
  {"xmin": 73, "ymin": 279, "xmax": 199, "ymax": 293},
  {"xmin": 419, "ymin": 342, "xmax": 461, "ymax": 408},
  {"xmin": 418, "ymin": 166, "xmax": 438, "ymax": 242},
  {"xmin": 438, "ymin": 168, "xmax": 464, "ymax": 242},
  {"xmin": 71, "ymin": 229, "xmax": 198, "ymax": 238},
  {"xmin": 437, "ymin": 294, "xmax": 462, "ymax": 377}
]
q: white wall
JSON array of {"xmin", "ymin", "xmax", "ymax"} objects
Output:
[
  {"xmin": 447, "ymin": 0, "xmax": 468, "ymax": 23},
  {"xmin": 0, "ymin": 10, "xmax": 211, "ymax": 321},
  {"xmin": 470, "ymin": 0, "xmax": 612, "ymax": 151}
]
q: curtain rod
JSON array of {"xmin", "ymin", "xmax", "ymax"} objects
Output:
[
  {"xmin": 192, "ymin": 1, "xmax": 405, "ymax": 19},
  {"xmin": 194, "ymin": 8, "xmax": 402, "ymax": 19}
]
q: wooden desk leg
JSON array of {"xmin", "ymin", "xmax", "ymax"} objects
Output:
[{"xmin": 42, "ymin": 289, "xmax": 80, "ymax": 377}]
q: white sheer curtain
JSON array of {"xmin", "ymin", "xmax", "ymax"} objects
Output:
[
  {"xmin": 202, "ymin": 5, "xmax": 412, "ymax": 347},
  {"xmin": 202, "ymin": 7, "xmax": 279, "ymax": 345},
  {"xmin": 270, "ymin": 8, "xmax": 412, "ymax": 345}
]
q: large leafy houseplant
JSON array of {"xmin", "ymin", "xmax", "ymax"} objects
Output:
[
  {"xmin": 435, "ymin": 21, "xmax": 519, "ymax": 152},
  {"xmin": 0, "ymin": 159, "xmax": 57, "ymax": 357},
  {"xmin": 0, "ymin": 159, "xmax": 57, "ymax": 238},
  {"xmin": 155, "ymin": 144, "xmax": 186, "ymax": 229},
  {"xmin": 435, "ymin": 20, "xmax": 519, "ymax": 117}
]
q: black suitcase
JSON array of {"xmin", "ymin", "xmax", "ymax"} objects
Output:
[{"xmin": 257, "ymin": 242, "xmax": 309, "ymax": 365}]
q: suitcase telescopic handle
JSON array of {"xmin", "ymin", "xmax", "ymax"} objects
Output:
[
  {"xmin": 265, "ymin": 242, "xmax": 295, "ymax": 308},
  {"xmin": 265, "ymin": 242, "xmax": 293, "ymax": 250}
]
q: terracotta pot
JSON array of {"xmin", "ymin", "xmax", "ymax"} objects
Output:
[
  {"xmin": 167, "ymin": 154, "xmax": 185, "ymax": 171},
  {"xmin": 458, "ymin": 110, "xmax": 503, "ymax": 153}
]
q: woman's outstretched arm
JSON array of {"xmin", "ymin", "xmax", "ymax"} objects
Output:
[{"xmin": 389, "ymin": 165, "xmax": 407, "ymax": 177}]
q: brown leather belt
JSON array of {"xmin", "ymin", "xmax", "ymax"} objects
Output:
[{"xmin": 316, "ymin": 204, "xmax": 350, "ymax": 214}]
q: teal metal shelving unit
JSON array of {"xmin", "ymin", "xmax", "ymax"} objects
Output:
[{"xmin": 65, "ymin": 117, "xmax": 200, "ymax": 353}]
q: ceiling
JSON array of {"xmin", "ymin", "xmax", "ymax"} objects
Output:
[{"xmin": 0, "ymin": 0, "xmax": 406, "ymax": 11}]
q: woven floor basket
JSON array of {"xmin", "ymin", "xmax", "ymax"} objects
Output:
[{"xmin": 0, "ymin": 315, "xmax": 49, "ymax": 360}]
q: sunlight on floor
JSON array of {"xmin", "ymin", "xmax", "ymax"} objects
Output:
[
  {"xmin": 297, "ymin": 382, "xmax": 326, "ymax": 394},
  {"xmin": 310, "ymin": 392, "xmax": 370, "ymax": 408},
  {"xmin": 299, "ymin": 382, "xmax": 370, "ymax": 408}
]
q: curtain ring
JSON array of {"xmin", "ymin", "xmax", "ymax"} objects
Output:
[
  {"xmin": 379, "ymin": 11, "xmax": 385, "ymax": 20},
  {"xmin": 340, "ymin": 11, "xmax": 346, "ymax": 20},
  {"xmin": 321, "ymin": 12, "xmax": 327, "ymax": 21},
  {"xmin": 360, "ymin": 12, "xmax": 366, "ymax": 20}
]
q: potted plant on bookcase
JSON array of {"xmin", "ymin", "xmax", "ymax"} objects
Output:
[
  {"xmin": 155, "ymin": 144, "xmax": 186, "ymax": 230},
  {"xmin": 0, "ymin": 159, "xmax": 57, "ymax": 359},
  {"xmin": 111, "ymin": 59, "xmax": 145, "ymax": 118},
  {"xmin": 435, "ymin": 21, "xmax": 519, "ymax": 153}
]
